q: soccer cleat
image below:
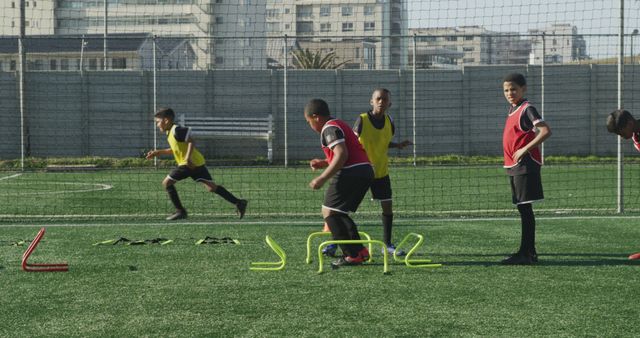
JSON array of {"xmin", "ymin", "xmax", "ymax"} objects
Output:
[
  {"xmin": 331, "ymin": 255, "xmax": 365, "ymax": 268},
  {"xmin": 235, "ymin": 199, "xmax": 248, "ymax": 219},
  {"xmin": 628, "ymin": 252, "xmax": 640, "ymax": 260},
  {"xmin": 166, "ymin": 210, "xmax": 187, "ymax": 221},
  {"xmin": 501, "ymin": 252, "xmax": 534, "ymax": 265},
  {"xmin": 383, "ymin": 244, "xmax": 406, "ymax": 257},
  {"xmin": 357, "ymin": 247, "xmax": 370, "ymax": 261},
  {"xmin": 322, "ymin": 244, "xmax": 338, "ymax": 257}
]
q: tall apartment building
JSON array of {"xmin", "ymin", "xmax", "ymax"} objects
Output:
[
  {"xmin": 1, "ymin": 0, "xmax": 266, "ymax": 70},
  {"xmin": 266, "ymin": 0, "xmax": 407, "ymax": 70},
  {"xmin": 0, "ymin": 0, "xmax": 55, "ymax": 35},
  {"xmin": 529, "ymin": 24, "xmax": 587, "ymax": 64},
  {"xmin": 409, "ymin": 26, "xmax": 531, "ymax": 68}
]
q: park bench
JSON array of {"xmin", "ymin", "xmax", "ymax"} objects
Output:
[{"xmin": 177, "ymin": 114, "xmax": 274, "ymax": 163}]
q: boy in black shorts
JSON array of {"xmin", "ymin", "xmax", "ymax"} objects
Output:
[
  {"xmin": 305, "ymin": 99, "xmax": 374, "ymax": 267},
  {"xmin": 146, "ymin": 107, "xmax": 247, "ymax": 220},
  {"xmin": 501, "ymin": 73, "xmax": 552, "ymax": 265},
  {"xmin": 606, "ymin": 109, "xmax": 640, "ymax": 260}
]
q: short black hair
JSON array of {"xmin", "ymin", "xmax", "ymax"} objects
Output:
[
  {"xmin": 154, "ymin": 107, "xmax": 175, "ymax": 121},
  {"xmin": 607, "ymin": 109, "xmax": 634, "ymax": 134},
  {"xmin": 503, "ymin": 73, "xmax": 527, "ymax": 87},
  {"xmin": 304, "ymin": 99, "xmax": 331, "ymax": 117},
  {"xmin": 373, "ymin": 88, "xmax": 391, "ymax": 96}
]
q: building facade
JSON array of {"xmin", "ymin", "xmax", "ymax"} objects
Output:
[
  {"xmin": 1, "ymin": 0, "xmax": 266, "ymax": 70},
  {"xmin": 529, "ymin": 24, "xmax": 588, "ymax": 64},
  {"xmin": 266, "ymin": 0, "xmax": 407, "ymax": 70}
]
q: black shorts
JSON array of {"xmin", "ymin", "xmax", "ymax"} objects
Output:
[
  {"xmin": 168, "ymin": 165, "xmax": 213, "ymax": 183},
  {"xmin": 323, "ymin": 169, "xmax": 374, "ymax": 214},
  {"xmin": 370, "ymin": 175, "xmax": 392, "ymax": 201},
  {"xmin": 509, "ymin": 172, "xmax": 544, "ymax": 205}
]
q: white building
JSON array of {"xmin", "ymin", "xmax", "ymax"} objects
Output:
[
  {"xmin": 529, "ymin": 24, "xmax": 588, "ymax": 64},
  {"xmin": 1, "ymin": 0, "xmax": 267, "ymax": 70},
  {"xmin": 266, "ymin": 0, "xmax": 407, "ymax": 70}
]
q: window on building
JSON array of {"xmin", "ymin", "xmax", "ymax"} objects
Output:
[
  {"xmin": 89, "ymin": 58, "xmax": 97, "ymax": 70},
  {"xmin": 11, "ymin": 2, "xmax": 15, "ymax": 8},
  {"xmin": 355, "ymin": 47, "xmax": 360, "ymax": 58},
  {"xmin": 446, "ymin": 36, "xmax": 458, "ymax": 42},
  {"xmin": 25, "ymin": 1, "xmax": 29, "ymax": 7},
  {"xmin": 364, "ymin": 5, "xmax": 374, "ymax": 16},
  {"xmin": 320, "ymin": 23, "xmax": 331, "ymax": 32},
  {"xmin": 320, "ymin": 6, "xmax": 330, "ymax": 16},
  {"xmin": 553, "ymin": 39, "xmax": 557, "ymax": 45},
  {"xmin": 216, "ymin": 16, "xmax": 223, "ymax": 24},
  {"xmin": 112, "ymin": 58, "xmax": 126, "ymax": 69},
  {"xmin": 465, "ymin": 36, "xmax": 474, "ymax": 40},
  {"xmin": 33, "ymin": 1, "xmax": 36, "ymax": 7},
  {"xmin": 11, "ymin": 21, "xmax": 15, "ymax": 27},
  {"xmin": 267, "ymin": 22, "xmax": 280, "ymax": 32},
  {"xmin": 284, "ymin": 24, "xmax": 290, "ymax": 30},
  {"xmin": 342, "ymin": 6, "xmax": 353, "ymax": 16},
  {"xmin": 284, "ymin": 8, "xmax": 290, "ymax": 14},
  {"xmin": 215, "ymin": 57, "xmax": 224, "ymax": 64},
  {"xmin": 60, "ymin": 59, "xmax": 69, "ymax": 70},
  {"xmin": 342, "ymin": 22, "xmax": 353, "ymax": 32},
  {"xmin": 364, "ymin": 22, "xmax": 375, "ymax": 31},
  {"xmin": 267, "ymin": 9, "xmax": 279, "ymax": 18},
  {"xmin": 297, "ymin": 5, "xmax": 312, "ymax": 17},
  {"xmin": 50, "ymin": 59, "xmax": 57, "ymax": 70},
  {"xmin": 463, "ymin": 47, "xmax": 474, "ymax": 52},
  {"xmin": 10, "ymin": 60, "xmax": 17, "ymax": 71},
  {"xmin": 297, "ymin": 21, "xmax": 313, "ymax": 34},
  {"xmin": 463, "ymin": 58, "xmax": 475, "ymax": 63}
]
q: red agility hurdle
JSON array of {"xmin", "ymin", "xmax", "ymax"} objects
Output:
[{"xmin": 21, "ymin": 228, "xmax": 68, "ymax": 272}]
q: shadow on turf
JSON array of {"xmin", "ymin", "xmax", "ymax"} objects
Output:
[{"xmin": 433, "ymin": 253, "xmax": 638, "ymax": 267}]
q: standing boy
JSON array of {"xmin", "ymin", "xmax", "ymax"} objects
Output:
[
  {"xmin": 353, "ymin": 88, "xmax": 412, "ymax": 255},
  {"xmin": 146, "ymin": 107, "xmax": 248, "ymax": 220},
  {"xmin": 306, "ymin": 99, "xmax": 374, "ymax": 267},
  {"xmin": 501, "ymin": 73, "xmax": 552, "ymax": 265},
  {"xmin": 605, "ymin": 109, "xmax": 640, "ymax": 260}
]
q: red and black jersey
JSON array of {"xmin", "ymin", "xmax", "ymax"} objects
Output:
[
  {"xmin": 321, "ymin": 118, "xmax": 370, "ymax": 172},
  {"xmin": 503, "ymin": 100, "xmax": 543, "ymax": 171}
]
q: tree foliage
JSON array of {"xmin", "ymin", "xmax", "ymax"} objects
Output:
[{"xmin": 290, "ymin": 48, "xmax": 351, "ymax": 69}]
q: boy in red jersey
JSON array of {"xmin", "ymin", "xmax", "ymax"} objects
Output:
[
  {"xmin": 501, "ymin": 73, "xmax": 552, "ymax": 265},
  {"xmin": 606, "ymin": 109, "xmax": 640, "ymax": 260},
  {"xmin": 305, "ymin": 99, "xmax": 374, "ymax": 267}
]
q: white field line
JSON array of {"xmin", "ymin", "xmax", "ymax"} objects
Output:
[{"xmin": 0, "ymin": 173, "xmax": 22, "ymax": 181}]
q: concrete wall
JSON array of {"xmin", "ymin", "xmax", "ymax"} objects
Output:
[{"xmin": 0, "ymin": 65, "xmax": 637, "ymax": 162}]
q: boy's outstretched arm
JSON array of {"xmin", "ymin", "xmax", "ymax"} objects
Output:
[
  {"xmin": 309, "ymin": 158, "xmax": 329, "ymax": 170},
  {"xmin": 309, "ymin": 143, "xmax": 348, "ymax": 190},
  {"xmin": 146, "ymin": 148, "xmax": 172, "ymax": 159},
  {"xmin": 513, "ymin": 122, "xmax": 552, "ymax": 163}
]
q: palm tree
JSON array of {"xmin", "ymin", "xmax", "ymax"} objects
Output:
[{"xmin": 290, "ymin": 48, "xmax": 351, "ymax": 69}]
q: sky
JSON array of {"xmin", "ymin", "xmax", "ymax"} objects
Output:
[{"xmin": 407, "ymin": 0, "xmax": 640, "ymax": 58}]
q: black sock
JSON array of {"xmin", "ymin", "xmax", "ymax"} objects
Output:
[
  {"xmin": 382, "ymin": 213, "xmax": 393, "ymax": 245},
  {"xmin": 517, "ymin": 203, "xmax": 536, "ymax": 255},
  {"xmin": 325, "ymin": 214, "xmax": 362, "ymax": 257},
  {"xmin": 165, "ymin": 185, "xmax": 185, "ymax": 212},
  {"xmin": 214, "ymin": 186, "xmax": 240, "ymax": 205}
]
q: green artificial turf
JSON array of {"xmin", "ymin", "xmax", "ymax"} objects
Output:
[{"xmin": 0, "ymin": 218, "xmax": 638, "ymax": 337}]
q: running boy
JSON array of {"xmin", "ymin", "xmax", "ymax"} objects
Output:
[
  {"xmin": 501, "ymin": 73, "xmax": 552, "ymax": 265},
  {"xmin": 146, "ymin": 107, "xmax": 248, "ymax": 220},
  {"xmin": 305, "ymin": 99, "xmax": 374, "ymax": 267},
  {"xmin": 606, "ymin": 109, "xmax": 640, "ymax": 260},
  {"xmin": 353, "ymin": 88, "xmax": 412, "ymax": 255}
]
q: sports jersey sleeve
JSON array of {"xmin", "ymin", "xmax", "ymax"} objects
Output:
[
  {"xmin": 321, "ymin": 126, "xmax": 345, "ymax": 149},
  {"xmin": 521, "ymin": 106, "xmax": 543, "ymax": 131},
  {"xmin": 173, "ymin": 126, "xmax": 191, "ymax": 142},
  {"xmin": 633, "ymin": 133, "xmax": 640, "ymax": 152},
  {"xmin": 353, "ymin": 116, "xmax": 363, "ymax": 136}
]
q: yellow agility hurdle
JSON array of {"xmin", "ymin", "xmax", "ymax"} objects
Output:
[
  {"xmin": 317, "ymin": 239, "xmax": 389, "ymax": 274},
  {"xmin": 305, "ymin": 231, "xmax": 373, "ymax": 264},
  {"xmin": 394, "ymin": 233, "xmax": 442, "ymax": 268},
  {"xmin": 250, "ymin": 235, "xmax": 286, "ymax": 271}
]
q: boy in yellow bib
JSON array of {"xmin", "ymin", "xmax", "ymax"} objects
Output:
[
  {"xmin": 354, "ymin": 88, "xmax": 412, "ymax": 255},
  {"xmin": 146, "ymin": 107, "xmax": 248, "ymax": 220}
]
